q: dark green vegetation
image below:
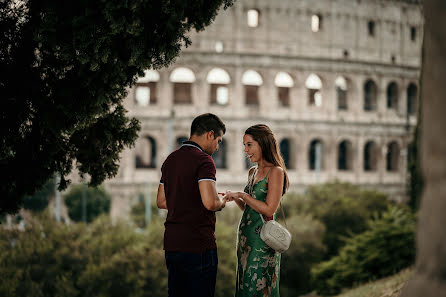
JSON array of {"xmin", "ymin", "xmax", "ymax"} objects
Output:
[
  {"xmin": 64, "ymin": 184, "xmax": 111, "ymax": 223},
  {"xmin": 0, "ymin": 0, "xmax": 234, "ymax": 214},
  {"xmin": 0, "ymin": 182, "xmax": 415, "ymax": 296}
]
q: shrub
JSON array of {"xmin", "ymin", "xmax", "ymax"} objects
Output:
[
  {"xmin": 284, "ymin": 182, "xmax": 391, "ymax": 258},
  {"xmin": 280, "ymin": 215, "xmax": 326, "ymax": 297},
  {"xmin": 0, "ymin": 213, "xmax": 167, "ymax": 297},
  {"xmin": 64, "ymin": 184, "xmax": 111, "ymax": 223},
  {"xmin": 312, "ymin": 206, "xmax": 416, "ymax": 296},
  {"xmin": 23, "ymin": 177, "xmax": 56, "ymax": 212}
]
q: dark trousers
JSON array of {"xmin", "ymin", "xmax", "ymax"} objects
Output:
[{"xmin": 165, "ymin": 249, "xmax": 218, "ymax": 297}]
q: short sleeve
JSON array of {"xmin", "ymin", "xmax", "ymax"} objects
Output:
[
  {"xmin": 197, "ymin": 156, "xmax": 216, "ymax": 182},
  {"xmin": 160, "ymin": 162, "xmax": 165, "ymax": 184}
]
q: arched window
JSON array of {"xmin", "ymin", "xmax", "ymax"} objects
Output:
[
  {"xmin": 386, "ymin": 141, "xmax": 400, "ymax": 171},
  {"xmin": 364, "ymin": 141, "xmax": 378, "ymax": 171},
  {"xmin": 175, "ymin": 136, "xmax": 188, "ymax": 149},
  {"xmin": 387, "ymin": 82, "xmax": 399, "ymax": 109},
  {"xmin": 306, "ymin": 74, "xmax": 323, "ymax": 107},
  {"xmin": 309, "ymin": 139, "xmax": 323, "ymax": 170},
  {"xmin": 170, "ymin": 67, "xmax": 196, "ymax": 104},
  {"xmin": 338, "ymin": 140, "xmax": 353, "ymax": 171},
  {"xmin": 247, "ymin": 9, "xmax": 259, "ymax": 28},
  {"xmin": 135, "ymin": 136, "xmax": 157, "ymax": 168},
  {"xmin": 135, "ymin": 70, "xmax": 159, "ymax": 106},
  {"xmin": 275, "ymin": 72, "xmax": 294, "ymax": 106},
  {"xmin": 336, "ymin": 76, "xmax": 348, "ymax": 110},
  {"xmin": 368, "ymin": 20, "xmax": 375, "ymax": 37},
  {"xmin": 212, "ymin": 139, "xmax": 227, "ymax": 169},
  {"xmin": 364, "ymin": 80, "xmax": 377, "ymax": 111},
  {"xmin": 242, "ymin": 70, "xmax": 263, "ymax": 106},
  {"xmin": 407, "ymin": 83, "xmax": 418, "ymax": 115},
  {"xmin": 280, "ymin": 138, "xmax": 295, "ymax": 169},
  {"xmin": 207, "ymin": 68, "xmax": 231, "ymax": 105},
  {"xmin": 311, "ymin": 14, "xmax": 322, "ymax": 32}
]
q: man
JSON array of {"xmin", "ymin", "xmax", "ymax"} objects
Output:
[{"xmin": 156, "ymin": 113, "xmax": 227, "ymax": 297}]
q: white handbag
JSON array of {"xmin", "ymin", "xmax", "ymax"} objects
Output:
[
  {"xmin": 248, "ymin": 168, "xmax": 292, "ymax": 253},
  {"xmin": 259, "ymin": 204, "xmax": 292, "ymax": 253}
]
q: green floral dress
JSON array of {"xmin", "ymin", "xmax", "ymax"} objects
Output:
[{"xmin": 235, "ymin": 168, "xmax": 281, "ymax": 297}]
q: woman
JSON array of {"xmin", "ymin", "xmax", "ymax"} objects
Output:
[{"xmin": 225, "ymin": 124, "xmax": 289, "ymax": 297}]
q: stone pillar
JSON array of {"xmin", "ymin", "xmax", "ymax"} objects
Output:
[{"xmin": 401, "ymin": 0, "xmax": 446, "ymax": 295}]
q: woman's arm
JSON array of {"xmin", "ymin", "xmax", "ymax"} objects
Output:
[{"xmin": 241, "ymin": 167, "xmax": 284, "ymax": 217}]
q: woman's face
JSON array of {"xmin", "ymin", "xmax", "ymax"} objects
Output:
[{"xmin": 243, "ymin": 134, "xmax": 262, "ymax": 163}]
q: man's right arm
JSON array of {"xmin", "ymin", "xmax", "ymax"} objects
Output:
[
  {"xmin": 198, "ymin": 180, "xmax": 226, "ymax": 211},
  {"xmin": 156, "ymin": 184, "xmax": 167, "ymax": 209}
]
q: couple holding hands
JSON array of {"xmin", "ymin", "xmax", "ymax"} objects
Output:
[{"xmin": 157, "ymin": 113, "xmax": 289, "ymax": 297}]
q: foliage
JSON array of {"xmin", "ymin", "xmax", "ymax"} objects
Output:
[
  {"xmin": 285, "ymin": 182, "xmax": 391, "ymax": 259},
  {"xmin": 64, "ymin": 184, "xmax": 111, "ymax": 223},
  {"xmin": 0, "ymin": 213, "xmax": 167, "ymax": 297},
  {"xmin": 312, "ymin": 206, "xmax": 416, "ymax": 296},
  {"xmin": 0, "ymin": 0, "xmax": 234, "ymax": 214},
  {"xmin": 130, "ymin": 192, "xmax": 159, "ymax": 228},
  {"xmin": 22, "ymin": 177, "xmax": 56, "ymax": 212},
  {"xmin": 280, "ymin": 215, "xmax": 326, "ymax": 297}
]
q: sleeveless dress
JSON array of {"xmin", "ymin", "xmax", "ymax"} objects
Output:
[{"xmin": 235, "ymin": 168, "xmax": 281, "ymax": 297}]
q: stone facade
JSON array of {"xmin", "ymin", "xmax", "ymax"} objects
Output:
[{"xmin": 105, "ymin": 0, "xmax": 423, "ymax": 219}]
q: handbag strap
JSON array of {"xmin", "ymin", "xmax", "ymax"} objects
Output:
[
  {"xmin": 259, "ymin": 202, "xmax": 288, "ymax": 229},
  {"xmin": 249, "ymin": 166, "xmax": 288, "ymax": 229}
]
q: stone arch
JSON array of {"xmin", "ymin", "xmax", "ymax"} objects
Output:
[
  {"xmin": 338, "ymin": 139, "xmax": 353, "ymax": 171},
  {"xmin": 280, "ymin": 138, "xmax": 295, "ymax": 169},
  {"xmin": 135, "ymin": 70, "xmax": 160, "ymax": 106},
  {"xmin": 387, "ymin": 81, "xmax": 399, "ymax": 109},
  {"xmin": 309, "ymin": 138, "xmax": 324, "ymax": 170},
  {"xmin": 212, "ymin": 139, "xmax": 228, "ymax": 169},
  {"xmin": 407, "ymin": 83, "xmax": 418, "ymax": 115},
  {"xmin": 364, "ymin": 140, "xmax": 378, "ymax": 171},
  {"xmin": 135, "ymin": 135, "xmax": 157, "ymax": 168},
  {"xmin": 306, "ymin": 74, "xmax": 323, "ymax": 107},
  {"xmin": 364, "ymin": 79, "xmax": 378, "ymax": 111},
  {"xmin": 336, "ymin": 76, "xmax": 349, "ymax": 110},
  {"xmin": 386, "ymin": 141, "xmax": 400, "ymax": 172},
  {"xmin": 207, "ymin": 67, "xmax": 231, "ymax": 105},
  {"xmin": 242, "ymin": 70, "xmax": 263, "ymax": 106},
  {"xmin": 275, "ymin": 72, "xmax": 294, "ymax": 106},
  {"xmin": 170, "ymin": 67, "xmax": 196, "ymax": 104}
]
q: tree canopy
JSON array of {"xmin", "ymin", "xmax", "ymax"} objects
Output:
[{"xmin": 0, "ymin": 0, "xmax": 234, "ymax": 214}]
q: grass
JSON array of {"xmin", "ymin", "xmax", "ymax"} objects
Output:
[{"xmin": 334, "ymin": 268, "xmax": 414, "ymax": 297}]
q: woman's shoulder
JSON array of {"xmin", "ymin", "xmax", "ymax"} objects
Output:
[{"xmin": 267, "ymin": 166, "xmax": 284, "ymax": 180}]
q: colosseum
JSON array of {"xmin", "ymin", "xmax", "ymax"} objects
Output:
[{"xmin": 105, "ymin": 0, "xmax": 423, "ymax": 219}]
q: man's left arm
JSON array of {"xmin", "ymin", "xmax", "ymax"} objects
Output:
[{"xmin": 156, "ymin": 184, "xmax": 167, "ymax": 209}]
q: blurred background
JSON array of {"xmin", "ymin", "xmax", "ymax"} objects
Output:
[{"xmin": 1, "ymin": 0, "xmax": 423, "ymax": 296}]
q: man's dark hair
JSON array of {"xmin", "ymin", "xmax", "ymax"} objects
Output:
[{"xmin": 191, "ymin": 113, "xmax": 226, "ymax": 137}]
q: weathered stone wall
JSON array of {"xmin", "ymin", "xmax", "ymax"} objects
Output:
[{"xmin": 105, "ymin": 0, "xmax": 423, "ymax": 219}]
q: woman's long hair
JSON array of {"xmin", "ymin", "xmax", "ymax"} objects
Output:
[{"xmin": 245, "ymin": 124, "xmax": 289, "ymax": 195}]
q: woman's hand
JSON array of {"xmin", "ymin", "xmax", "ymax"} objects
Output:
[{"xmin": 223, "ymin": 190, "xmax": 236, "ymax": 202}]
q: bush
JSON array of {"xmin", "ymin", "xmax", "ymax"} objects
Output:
[
  {"xmin": 0, "ymin": 213, "xmax": 167, "ymax": 297},
  {"xmin": 284, "ymin": 182, "xmax": 391, "ymax": 258},
  {"xmin": 64, "ymin": 184, "xmax": 111, "ymax": 223},
  {"xmin": 23, "ymin": 177, "xmax": 56, "ymax": 212},
  {"xmin": 280, "ymin": 215, "xmax": 326, "ymax": 297},
  {"xmin": 312, "ymin": 206, "xmax": 416, "ymax": 296},
  {"xmin": 0, "ymin": 212, "xmax": 86, "ymax": 297},
  {"xmin": 130, "ymin": 192, "xmax": 160, "ymax": 228}
]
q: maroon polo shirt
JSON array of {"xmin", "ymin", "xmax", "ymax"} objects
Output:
[{"xmin": 160, "ymin": 141, "xmax": 217, "ymax": 252}]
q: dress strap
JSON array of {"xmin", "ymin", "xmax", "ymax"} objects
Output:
[{"xmin": 264, "ymin": 167, "xmax": 273, "ymax": 179}]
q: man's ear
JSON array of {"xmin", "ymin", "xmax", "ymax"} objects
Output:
[{"xmin": 207, "ymin": 130, "xmax": 215, "ymax": 140}]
